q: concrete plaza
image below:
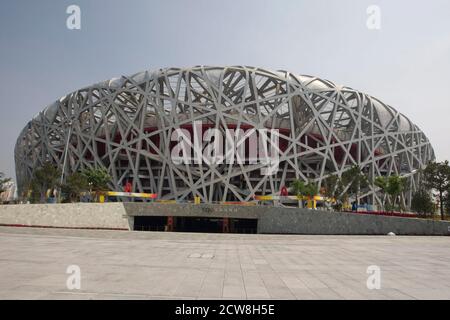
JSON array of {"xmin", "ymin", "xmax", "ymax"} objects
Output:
[{"xmin": 0, "ymin": 226, "xmax": 449, "ymax": 300}]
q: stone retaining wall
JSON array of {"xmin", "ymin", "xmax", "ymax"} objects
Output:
[
  {"xmin": 258, "ymin": 207, "xmax": 450, "ymax": 235},
  {"xmin": 0, "ymin": 203, "xmax": 131, "ymax": 230},
  {"xmin": 1, "ymin": 203, "xmax": 449, "ymax": 235}
]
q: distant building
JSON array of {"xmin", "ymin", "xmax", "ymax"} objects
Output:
[{"xmin": 0, "ymin": 181, "xmax": 16, "ymax": 203}]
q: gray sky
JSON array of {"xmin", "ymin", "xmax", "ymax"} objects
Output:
[{"xmin": 1, "ymin": 0, "xmax": 449, "ymax": 181}]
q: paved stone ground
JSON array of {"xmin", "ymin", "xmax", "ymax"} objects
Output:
[{"xmin": 0, "ymin": 226, "xmax": 449, "ymax": 300}]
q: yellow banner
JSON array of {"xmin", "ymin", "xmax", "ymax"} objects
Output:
[{"xmin": 106, "ymin": 191, "xmax": 157, "ymax": 199}]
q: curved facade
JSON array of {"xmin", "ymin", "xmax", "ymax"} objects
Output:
[{"xmin": 15, "ymin": 66, "xmax": 434, "ymax": 207}]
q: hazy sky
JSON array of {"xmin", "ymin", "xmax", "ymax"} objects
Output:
[{"xmin": 1, "ymin": 0, "xmax": 449, "ymax": 181}]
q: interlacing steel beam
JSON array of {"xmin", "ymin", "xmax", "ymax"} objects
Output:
[{"xmin": 14, "ymin": 66, "xmax": 435, "ymax": 208}]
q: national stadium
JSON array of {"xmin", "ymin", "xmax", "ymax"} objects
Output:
[{"xmin": 14, "ymin": 66, "xmax": 435, "ymax": 209}]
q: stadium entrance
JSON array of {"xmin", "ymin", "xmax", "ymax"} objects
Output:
[{"xmin": 133, "ymin": 216, "xmax": 257, "ymax": 234}]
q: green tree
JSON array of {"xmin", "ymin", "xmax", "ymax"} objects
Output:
[
  {"xmin": 375, "ymin": 175, "xmax": 406, "ymax": 212},
  {"xmin": 30, "ymin": 163, "xmax": 60, "ymax": 203},
  {"xmin": 290, "ymin": 179, "xmax": 318, "ymax": 208},
  {"xmin": 290, "ymin": 179, "xmax": 306, "ymax": 198},
  {"xmin": 303, "ymin": 181, "xmax": 318, "ymax": 198},
  {"xmin": 341, "ymin": 165, "xmax": 369, "ymax": 205},
  {"xmin": 24, "ymin": 180, "xmax": 40, "ymax": 204},
  {"xmin": 411, "ymin": 188, "xmax": 434, "ymax": 217},
  {"xmin": 61, "ymin": 172, "xmax": 89, "ymax": 202},
  {"xmin": 444, "ymin": 190, "xmax": 450, "ymax": 217},
  {"xmin": 82, "ymin": 168, "xmax": 111, "ymax": 201},
  {"xmin": 322, "ymin": 174, "xmax": 346, "ymax": 211},
  {"xmin": 421, "ymin": 161, "xmax": 450, "ymax": 220}
]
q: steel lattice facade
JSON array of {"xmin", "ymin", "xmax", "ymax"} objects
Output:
[{"xmin": 15, "ymin": 66, "xmax": 434, "ymax": 207}]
